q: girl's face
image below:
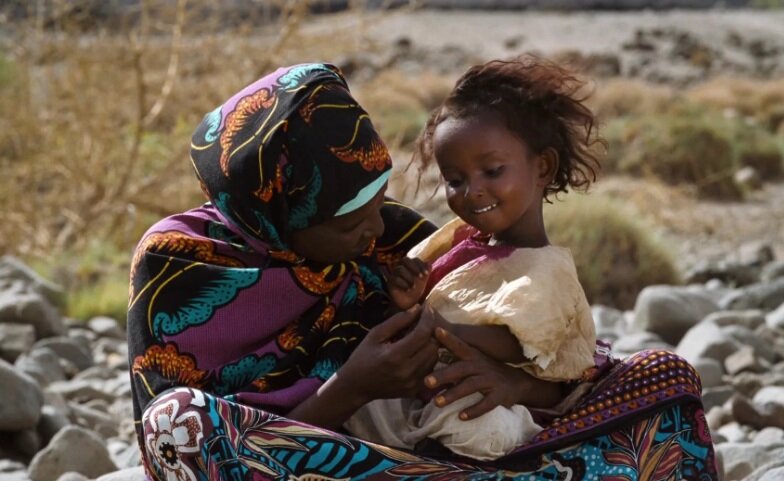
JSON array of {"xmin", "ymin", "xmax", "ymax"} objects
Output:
[
  {"xmin": 433, "ymin": 110, "xmax": 552, "ymax": 247},
  {"xmin": 289, "ymin": 186, "xmax": 386, "ymax": 264}
]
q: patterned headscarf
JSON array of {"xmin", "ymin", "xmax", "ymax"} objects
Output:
[
  {"xmin": 128, "ymin": 64, "xmax": 435, "ymax": 437},
  {"xmin": 191, "ymin": 63, "xmax": 392, "ymax": 255}
]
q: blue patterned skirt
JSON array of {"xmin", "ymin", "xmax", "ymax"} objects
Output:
[{"xmin": 139, "ymin": 350, "xmax": 719, "ymax": 480}]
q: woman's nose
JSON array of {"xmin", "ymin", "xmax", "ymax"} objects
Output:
[{"xmin": 363, "ymin": 208, "xmax": 385, "ymax": 240}]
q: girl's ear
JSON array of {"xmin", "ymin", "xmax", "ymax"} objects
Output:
[{"xmin": 536, "ymin": 147, "xmax": 559, "ymax": 187}]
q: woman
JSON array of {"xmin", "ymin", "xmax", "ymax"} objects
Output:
[{"xmin": 128, "ymin": 63, "xmax": 718, "ymax": 480}]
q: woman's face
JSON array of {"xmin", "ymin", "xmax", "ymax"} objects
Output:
[{"xmin": 289, "ymin": 186, "xmax": 387, "ymax": 264}]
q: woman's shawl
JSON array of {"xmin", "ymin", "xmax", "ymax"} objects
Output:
[{"xmin": 127, "ymin": 64, "xmax": 436, "ymax": 436}]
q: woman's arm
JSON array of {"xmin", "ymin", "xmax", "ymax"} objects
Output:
[
  {"xmin": 286, "ymin": 306, "xmax": 439, "ymax": 430},
  {"xmin": 427, "ymin": 327, "xmax": 564, "ymax": 420}
]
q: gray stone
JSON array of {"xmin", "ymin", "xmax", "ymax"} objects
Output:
[
  {"xmin": 0, "ymin": 359, "xmax": 43, "ymax": 431},
  {"xmin": 610, "ymin": 331, "xmax": 674, "ymax": 355},
  {"xmin": 706, "ymin": 405, "xmax": 732, "ymax": 432},
  {"xmin": 0, "ymin": 323, "xmax": 35, "ymax": 363},
  {"xmin": 32, "ymin": 337, "xmax": 93, "ymax": 372},
  {"xmin": 14, "ymin": 347, "xmax": 67, "ymax": 387},
  {"xmin": 0, "ymin": 256, "xmax": 63, "ymax": 306},
  {"xmin": 69, "ymin": 402, "xmax": 118, "ymax": 439},
  {"xmin": 702, "ymin": 385, "xmax": 737, "ymax": 411},
  {"xmin": 94, "ymin": 467, "xmax": 146, "ymax": 481},
  {"xmin": 717, "ymin": 421, "xmax": 751, "ymax": 443},
  {"xmin": 676, "ymin": 321, "xmax": 740, "ymax": 365},
  {"xmin": 735, "ymin": 166, "xmax": 763, "ymax": 191},
  {"xmin": 37, "ymin": 405, "xmax": 71, "ymax": 446},
  {"xmin": 720, "ymin": 278, "xmax": 784, "ymax": 311},
  {"xmin": 692, "ymin": 357, "xmax": 725, "ymax": 388},
  {"xmin": 754, "ymin": 427, "xmax": 784, "ymax": 445},
  {"xmin": 722, "ymin": 324, "xmax": 778, "ymax": 363},
  {"xmin": 758, "ymin": 466, "xmax": 784, "ymax": 481},
  {"xmin": 762, "ymin": 261, "xmax": 784, "ymax": 283},
  {"xmin": 768, "ymin": 303, "xmax": 784, "ymax": 330},
  {"xmin": 0, "ymin": 472, "xmax": 30, "ymax": 481},
  {"xmin": 0, "ymin": 462, "xmax": 25, "ymax": 474},
  {"xmin": 5, "ymin": 429, "xmax": 40, "ymax": 458},
  {"xmin": 47, "ymin": 379, "xmax": 117, "ymax": 403},
  {"xmin": 725, "ymin": 345, "xmax": 767, "ymax": 375},
  {"xmin": 716, "ymin": 444, "xmax": 784, "ymax": 481},
  {"xmin": 685, "ymin": 258, "xmax": 760, "ymax": 286},
  {"xmin": 706, "ymin": 309, "xmax": 766, "ymax": 330},
  {"xmin": 87, "ymin": 317, "xmax": 125, "ymax": 339},
  {"xmin": 27, "ymin": 426, "xmax": 117, "ymax": 481},
  {"xmin": 55, "ymin": 473, "xmax": 89, "ymax": 481},
  {"xmin": 0, "ymin": 282, "xmax": 64, "ymax": 339},
  {"xmin": 632, "ymin": 285, "xmax": 721, "ymax": 345}
]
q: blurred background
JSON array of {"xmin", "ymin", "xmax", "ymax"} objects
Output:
[{"xmin": 1, "ymin": 0, "xmax": 783, "ymax": 321}]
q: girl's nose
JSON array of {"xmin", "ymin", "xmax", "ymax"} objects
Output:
[{"xmin": 464, "ymin": 179, "xmax": 485, "ymax": 199}]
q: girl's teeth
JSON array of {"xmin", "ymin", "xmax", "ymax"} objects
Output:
[{"xmin": 473, "ymin": 203, "xmax": 497, "ymax": 214}]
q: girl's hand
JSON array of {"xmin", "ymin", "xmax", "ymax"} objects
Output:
[
  {"xmin": 387, "ymin": 257, "xmax": 430, "ymax": 310},
  {"xmin": 426, "ymin": 327, "xmax": 564, "ymax": 420},
  {"xmin": 339, "ymin": 305, "xmax": 439, "ymax": 404}
]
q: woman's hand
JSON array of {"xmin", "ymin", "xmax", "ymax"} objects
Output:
[
  {"xmin": 426, "ymin": 327, "xmax": 564, "ymax": 421},
  {"xmin": 340, "ymin": 305, "xmax": 440, "ymax": 404}
]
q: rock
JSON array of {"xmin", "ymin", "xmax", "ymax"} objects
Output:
[
  {"xmin": 754, "ymin": 427, "xmax": 784, "ymax": 445},
  {"xmin": 32, "ymin": 337, "xmax": 93, "ymax": 372},
  {"xmin": 720, "ymin": 278, "xmax": 784, "ymax": 311},
  {"xmin": 721, "ymin": 324, "xmax": 777, "ymax": 363},
  {"xmin": 676, "ymin": 321, "xmax": 739, "ymax": 365},
  {"xmin": 685, "ymin": 259, "xmax": 760, "ymax": 287},
  {"xmin": 6, "ymin": 429, "xmax": 40, "ymax": 458},
  {"xmin": 0, "ymin": 323, "xmax": 36, "ymax": 363},
  {"xmin": 69, "ymin": 402, "xmax": 118, "ymax": 438},
  {"xmin": 716, "ymin": 444, "xmax": 784, "ymax": 481},
  {"xmin": 87, "ymin": 317, "xmax": 125, "ymax": 339},
  {"xmin": 706, "ymin": 405, "xmax": 733, "ymax": 432},
  {"xmin": 0, "ymin": 281, "xmax": 64, "ymax": 339},
  {"xmin": 735, "ymin": 166, "xmax": 763, "ymax": 191},
  {"xmin": 717, "ymin": 421, "xmax": 751, "ymax": 443},
  {"xmin": 0, "ymin": 256, "xmax": 64, "ymax": 307},
  {"xmin": 702, "ymin": 385, "xmax": 736, "ymax": 412},
  {"xmin": 725, "ymin": 346, "xmax": 767, "ymax": 375},
  {"xmin": 47, "ymin": 379, "xmax": 117, "ymax": 403},
  {"xmin": 632, "ymin": 285, "xmax": 720, "ymax": 345},
  {"xmin": 762, "ymin": 261, "xmax": 784, "ymax": 283},
  {"xmin": 0, "ymin": 472, "xmax": 30, "ymax": 481},
  {"xmin": 692, "ymin": 357, "xmax": 725, "ymax": 388},
  {"xmin": 758, "ymin": 466, "xmax": 784, "ymax": 481},
  {"xmin": 706, "ymin": 309, "xmax": 766, "ymax": 330},
  {"xmin": 0, "ymin": 359, "xmax": 43, "ymax": 431},
  {"xmin": 14, "ymin": 347, "xmax": 67, "ymax": 387},
  {"xmin": 37, "ymin": 405, "xmax": 71, "ymax": 446},
  {"xmin": 609, "ymin": 331, "xmax": 674, "ymax": 355},
  {"xmin": 768, "ymin": 302, "xmax": 784, "ymax": 330},
  {"xmin": 27, "ymin": 426, "xmax": 117, "ymax": 481},
  {"xmin": 55, "ymin": 473, "xmax": 89, "ymax": 481},
  {"xmin": 94, "ymin": 467, "xmax": 146, "ymax": 481},
  {"xmin": 0, "ymin": 461, "xmax": 26, "ymax": 474},
  {"xmin": 736, "ymin": 241, "xmax": 776, "ymax": 267}
]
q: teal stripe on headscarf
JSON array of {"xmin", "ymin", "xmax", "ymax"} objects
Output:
[{"xmin": 334, "ymin": 171, "xmax": 390, "ymax": 217}]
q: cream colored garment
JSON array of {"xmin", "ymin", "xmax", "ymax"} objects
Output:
[
  {"xmin": 410, "ymin": 217, "xmax": 597, "ymax": 381},
  {"xmin": 344, "ymin": 218, "xmax": 596, "ymax": 460}
]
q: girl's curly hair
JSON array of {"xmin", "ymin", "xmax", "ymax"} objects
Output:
[{"xmin": 413, "ymin": 54, "xmax": 605, "ymax": 200}]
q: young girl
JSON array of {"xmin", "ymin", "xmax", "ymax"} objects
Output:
[{"xmin": 344, "ymin": 54, "xmax": 604, "ymax": 461}]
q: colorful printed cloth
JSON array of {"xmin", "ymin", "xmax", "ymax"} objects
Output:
[
  {"xmin": 140, "ymin": 350, "xmax": 718, "ymax": 480},
  {"xmin": 128, "ymin": 63, "xmax": 436, "ymax": 474}
]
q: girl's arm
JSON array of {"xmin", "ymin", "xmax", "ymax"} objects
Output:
[
  {"xmin": 450, "ymin": 324, "xmax": 526, "ymax": 364},
  {"xmin": 427, "ymin": 327, "xmax": 565, "ymax": 418}
]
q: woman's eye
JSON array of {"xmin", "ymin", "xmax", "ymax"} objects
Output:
[{"xmin": 485, "ymin": 166, "xmax": 505, "ymax": 178}]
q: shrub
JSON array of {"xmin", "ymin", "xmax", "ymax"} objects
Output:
[
  {"xmin": 588, "ymin": 78, "xmax": 673, "ymax": 119},
  {"xmin": 544, "ymin": 194, "xmax": 680, "ymax": 310},
  {"xmin": 606, "ymin": 109, "xmax": 743, "ymax": 200}
]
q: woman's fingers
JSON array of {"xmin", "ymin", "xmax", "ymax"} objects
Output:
[{"xmin": 458, "ymin": 392, "xmax": 499, "ymax": 420}]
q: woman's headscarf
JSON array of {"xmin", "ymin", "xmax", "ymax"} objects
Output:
[{"xmin": 127, "ymin": 64, "xmax": 435, "ymax": 436}]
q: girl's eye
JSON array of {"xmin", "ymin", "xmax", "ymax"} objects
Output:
[
  {"xmin": 484, "ymin": 166, "xmax": 505, "ymax": 178},
  {"xmin": 445, "ymin": 178, "xmax": 463, "ymax": 189}
]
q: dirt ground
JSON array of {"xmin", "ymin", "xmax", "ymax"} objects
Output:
[{"xmin": 344, "ymin": 8, "xmax": 784, "ymax": 273}]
